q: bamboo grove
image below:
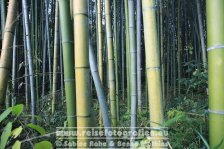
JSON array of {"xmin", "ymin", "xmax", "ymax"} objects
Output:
[{"xmin": 0, "ymin": 0, "xmax": 224, "ymax": 148}]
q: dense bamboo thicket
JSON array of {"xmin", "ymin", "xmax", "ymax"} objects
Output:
[{"xmin": 0, "ymin": 0, "xmax": 223, "ymax": 148}]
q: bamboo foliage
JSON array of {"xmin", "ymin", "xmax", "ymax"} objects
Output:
[
  {"xmin": 206, "ymin": 0, "xmax": 224, "ymax": 148},
  {"xmin": 105, "ymin": 0, "xmax": 117, "ymax": 126},
  {"xmin": 0, "ymin": 0, "xmax": 17, "ymax": 110}
]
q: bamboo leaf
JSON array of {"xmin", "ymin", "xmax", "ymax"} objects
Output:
[
  {"xmin": 18, "ymin": 62, "xmax": 24, "ymax": 71},
  {"xmin": 163, "ymin": 113, "xmax": 186, "ymax": 127},
  {"xmin": 11, "ymin": 126, "xmax": 23, "ymax": 139},
  {"xmin": 214, "ymin": 139, "xmax": 224, "ymax": 149},
  {"xmin": 34, "ymin": 141, "xmax": 52, "ymax": 149},
  {"xmin": 18, "ymin": 82, "xmax": 24, "ymax": 89},
  {"xmin": 12, "ymin": 140, "xmax": 21, "ymax": 149},
  {"xmin": 0, "ymin": 107, "xmax": 12, "ymax": 123},
  {"xmin": 27, "ymin": 123, "xmax": 46, "ymax": 135},
  {"xmin": 0, "ymin": 122, "xmax": 12, "ymax": 149},
  {"xmin": 12, "ymin": 104, "xmax": 24, "ymax": 117},
  {"xmin": 195, "ymin": 130, "xmax": 210, "ymax": 149}
]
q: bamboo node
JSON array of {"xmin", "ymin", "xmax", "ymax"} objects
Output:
[
  {"xmin": 0, "ymin": 66, "xmax": 11, "ymax": 71},
  {"xmin": 207, "ymin": 45, "xmax": 224, "ymax": 51},
  {"xmin": 147, "ymin": 67, "xmax": 160, "ymax": 70},
  {"xmin": 64, "ymin": 78, "xmax": 75, "ymax": 82},
  {"xmin": 76, "ymin": 114, "xmax": 91, "ymax": 118},
  {"xmin": 143, "ymin": 5, "xmax": 158, "ymax": 11},
  {"xmin": 207, "ymin": 109, "xmax": 224, "ymax": 115},
  {"xmin": 67, "ymin": 115, "xmax": 76, "ymax": 118}
]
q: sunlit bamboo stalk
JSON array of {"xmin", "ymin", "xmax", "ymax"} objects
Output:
[{"xmin": 0, "ymin": 0, "xmax": 17, "ymax": 110}]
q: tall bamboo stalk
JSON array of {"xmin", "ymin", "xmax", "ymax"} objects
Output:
[
  {"xmin": 206, "ymin": 0, "xmax": 224, "ymax": 148},
  {"xmin": 52, "ymin": 1, "xmax": 59, "ymax": 114},
  {"xmin": 44, "ymin": 0, "xmax": 52, "ymax": 92},
  {"xmin": 124, "ymin": 0, "xmax": 131, "ymax": 112},
  {"xmin": 41, "ymin": 29, "xmax": 47, "ymax": 98},
  {"xmin": 89, "ymin": 38, "xmax": 113, "ymax": 147},
  {"xmin": 196, "ymin": 0, "xmax": 207, "ymax": 68},
  {"xmin": 105, "ymin": 0, "xmax": 117, "ymax": 126},
  {"xmin": 0, "ymin": 0, "xmax": 6, "ymax": 39},
  {"xmin": 128, "ymin": 0, "xmax": 137, "ymax": 141},
  {"xmin": 97, "ymin": 0, "xmax": 103, "ymax": 128},
  {"xmin": 23, "ymin": 25, "xmax": 29, "ymax": 110},
  {"xmin": 12, "ymin": 31, "xmax": 17, "ymax": 106},
  {"xmin": 0, "ymin": 0, "xmax": 17, "ymax": 110},
  {"xmin": 97, "ymin": 0, "xmax": 103, "ymax": 85},
  {"xmin": 23, "ymin": 0, "xmax": 36, "ymax": 123},
  {"xmin": 58, "ymin": 0, "xmax": 76, "ymax": 128},
  {"xmin": 177, "ymin": 0, "xmax": 182, "ymax": 96},
  {"xmin": 142, "ymin": 0, "xmax": 164, "ymax": 147},
  {"xmin": 137, "ymin": 0, "xmax": 142, "ymax": 111},
  {"xmin": 34, "ymin": 0, "xmax": 39, "ymax": 106},
  {"xmin": 59, "ymin": 34, "xmax": 64, "ymax": 105},
  {"xmin": 120, "ymin": 0, "xmax": 125, "ymax": 102},
  {"xmin": 113, "ymin": 0, "xmax": 119, "ymax": 123},
  {"xmin": 160, "ymin": 0, "xmax": 165, "ymax": 101},
  {"xmin": 74, "ymin": 0, "xmax": 92, "ymax": 146}
]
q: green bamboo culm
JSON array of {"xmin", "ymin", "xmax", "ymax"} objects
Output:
[
  {"xmin": 0, "ymin": 0, "xmax": 17, "ymax": 111},
  {"xmin": 97, "ymin": 0, "xmax": 103, "ymax": 128},
  {"xmin": 124, "ymin": 0, "xmax": 131, "ymax": 112},
  {"xmin": 74, "ymin": 0, "xmax": 92, "ymax": 147},
  {"xmin": 52, "ymin": 0, "xmax": 59, "ymax": 114},
  {"xmin": 142, "ymin": 0, "xmax": 164, "ymax": 147},
  {"xmin": 128, "ymin": 0, "xmax": 137, "ymax": 144},
  {"xmin": 58, "ymin": 0, "xmax": 76, "ymax": 127},
  {"xmin": 105, "ymin": 0, "xmax": 117, "ymax": 126},
  {"xmin": 206, "ymin": 0, "xmax": 224, "ymax": 148},
  {"xmin": 113, "ymin": 0, "xmax": 119, "ymax": 123},
  {"xmin": 1, "ymin": 0, "xmax": 6, "ymax": 38}
]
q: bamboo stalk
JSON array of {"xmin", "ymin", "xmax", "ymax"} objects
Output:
[
  {"xmin": 124, "ymin": 0, "xmax": 131, "ymax": 112},
  {"xmin": 113, "ymin": 0, "xmax": 119, "ymax": 123},
  {"xmin": 89, "ymin": 38, "xmax": 113, "ymax": 148},
  {"xmin": 196, "ymin": 0, "xmax": 207, "ymax": 69},
  {"xmin": 52, "ymin": 1, "xmax": 59, "ymax": 114},
  {"xmin": 12, "ymin": 31, "xmax": 17, "ymax": 106},
  {"xmin": 0, "ymin": 0, "xmax": 17, "ymax": 110},
  {"xmin": 74, "ymin": 0, "xmax": 92, "ymax": 146},
  {"xmin": 58, "ymin": 0, "xmax": 76, "ymax": 128},
  {"xmin": 137, "ymin": 0, "xmax": 142, "ymax": 111},
  {"xmin": 97, "ymin": 0, "xmax": 103, "ymax": 128},
  {"xmin": 0, "ymin": 0, "xmax": 6, "ymax": 39},
  {"xmin": 128, "ymin": 0, "xmax": 137, "ymax": 143},
  {"xmin": 23, "ymin": 0, "xmax": 36, "ymax": 123},
  {"xmin": 105, "ymin": 0, "xmax": 117, "ymax": 126},
  {"xmin": 44, "ymin": 0, "xmax": 52, "ymax": 92},
  {"xmin": 120, "ymin": 0, "xmax": 125, "ymax": 102},
  {"xmin": 206, "ymin": 0, "xmax": 224, "ymax": 148},
  {"xmin": 142, "ymin": 0, "xmax": 164, "ymax": 147}
]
